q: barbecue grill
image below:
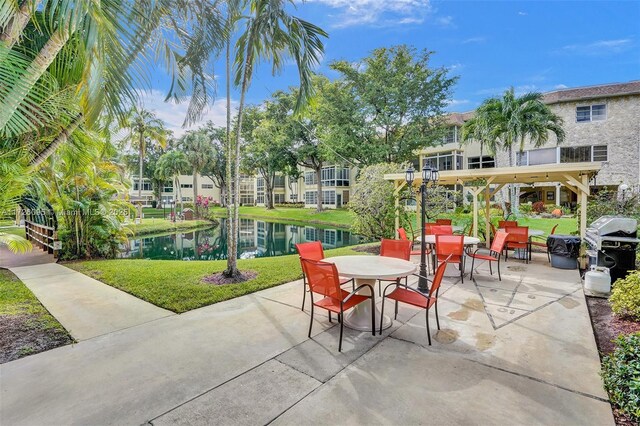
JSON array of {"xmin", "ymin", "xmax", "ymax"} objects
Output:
[{"xmin": 585, "ymin": 216, "xmax": 639, "ymax": 282}]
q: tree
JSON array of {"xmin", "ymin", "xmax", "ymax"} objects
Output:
[
  {"xmin": 155, "ymin": 151, "xmax": 189, "ymax": 213},
  {"xmin": 0, "ymin": 148, "xmax": 32, "ymax": 254},
  {"xmin": 201, "ymin": 124, "xmax": 227, "ymax": 207},
  {"xmin": 331, "ymin": 45, "xmax": 457, "ymax": 165},
  {"xmin": 181, "ymin": 129, "xmax": 215, "ymax": 217},
  {"xmin": 223, "ymin": 0, "xmax": 327, "ymax": 278},
  {"xmin": 120, "ymin": 106, "xmax": 167, "ymax": 216},
  {"xmin": 461, "ymin": 88, "xmax": 565, "ymax": 214}
]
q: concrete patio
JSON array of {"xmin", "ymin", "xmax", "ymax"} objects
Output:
[{"xmin": 0, "ymin": 253, "xmax": 613, "ymax": 425}]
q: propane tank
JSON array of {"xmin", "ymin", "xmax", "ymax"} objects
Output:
[{"xmin": 584, "ymin": 266, "xmax": 611, "ymax": 296}]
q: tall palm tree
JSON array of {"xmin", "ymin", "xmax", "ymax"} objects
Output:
[
  {"xmin": 223, "ymin": 0, "xmax": 327, "ymax": 278},
  {"xmin": 461, "ymin": 88, "xmax": 565, "ymax": 214},
  {"xmin": 0, "ymin": 148, "xmax": 32, "ymax": 254},
  {"xmin": 120, "ymin": 106, "xmax": 167, "ymax": 214},
  {"xmin": 181, "ymin": 130, "xmax": 214, "ymax": 217},
  {"xmin": 155, "ymin": 151, "xmax": 189, "ymax": 212}
]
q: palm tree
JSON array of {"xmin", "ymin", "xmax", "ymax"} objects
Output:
[
  {"xmin": 120, "ymin": 106, "xmax": 167, "ymax": 215},
  {"xmin": 223, "ymin": 0, "xmax": 327, "ymax": 278},
  {"xmin": 155, "ymin": 151, "xmax": 189, "ymax": 213},
  {"xmin": 461, "ymin": 88, "xmax": 565, "ymax": 215},
  {"xmin": 181, "ymin": 130, "xmax": 214, "ymax": 217},
  {"xmin": 0, "ymin": 148, "xmax": 32, "ymax": 254}
]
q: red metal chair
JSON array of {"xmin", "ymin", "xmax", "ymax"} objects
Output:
[
  {"xmin": 504, "ymin": 226, "xmax": 529, "ymax": 264},
  {"xmin": 397, "ymin": 228, "xmax": 427, "ymax": 257},
  {"xmin": 435, "ymin": 234, "xmax": 465, "ymax": 283},
  {"xmin": 430, "ymin": 225, "xmax": 453, "ymax": 235},
  {"xmin": 529, "ymin": 224, "xmax": 558, "ymax": 261},
  {"xmin": 498, "ymin": 220, "xmax": 518, "ymax": 228},
  {"xmin": 424, "ymin": 222, "xmax": 438, "ymax": 234},
  {"xmin": 435, "ymin": 219, "xmax": 452, "ymax": 225},
  {"xmin": 301, "ymin": 258, "xmax": 375, "ymax": 352},
  {"xmin": 468, "ymin": 231, "xmax": 510, "ymax": 281},
  {"xmin": 295, "ymin": 241, "xmax": 354, "ymax": 311},
  {"xmin": 378, "ymin": 238, "xmax": 412, "ymax": 292},
  {"xmin": 380, "ymin": 255, "xmax": 452, "ymax": 345}
]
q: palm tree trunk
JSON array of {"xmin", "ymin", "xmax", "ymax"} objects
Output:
[
  {"xmin": 0, "ymin": 0, "xmax": 37, "ymax": 49},
  {"xmin": 29, "ymin": 113, "xmax": 83, "ymax": 169},
  {"xmin": 192, "ymin": 168, "xmax": 199, "ymax": 217},
  {"xmin": 223, "ymin": 28, "xmax": 236, "ymax": 276},
  {"xmin": 0, "ymin": 24, "xmax": 73, "ymax": 130}
]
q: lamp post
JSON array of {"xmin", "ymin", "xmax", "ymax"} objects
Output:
[{"xmin": 406, "ymin": 164, "xmax": 439, "ymax": 293}]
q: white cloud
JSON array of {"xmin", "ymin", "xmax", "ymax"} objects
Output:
[
  {"xmin": 461, "ymin": 36, "xmax": 486, "ymax": 44},
  {"xmin": 446, "ymin": 99, "xmax": 470, "ymax": 106},
  {"xmin": 436, "ymin": 15, "xmax": 455, "ymax": 28},
  {"xmin": 518, "ymin": 11, "xmax": 527, "ymax": 16},
  {"xmin": 553, "ymin": 84, "xmax": 569, "ymax": 90},
  {"xmin": 560, "ymin": 39, "xmax": 633, "ymax": 55},
  {"xmin": 307, "ymin": 0, "xmax": 431, "ymax": 28},
  {"xmin": 136, "ymin": 90, "xmax": 238, "ymax": 137}
]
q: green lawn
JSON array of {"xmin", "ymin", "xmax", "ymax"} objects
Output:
[
  {"xmin": 0, "ymin": 226, "xmax": 26, "ymax": 238},
  {"xmin": 141, "ymin": 207, "xmax": 167, "ymax": 219},
  {"xmin": 210, "ymin": 206, "xmax": 354, "ymax": 229},
  {"xmin": 0, "ymin": 270, "xmax": 72, "ymax": 361},
  {"xmin": 68, "ymin": 245, "xmax": 367, "ymax": 313},
  {"xmin": 124, "ymin": 218, "xmax": 214, "ymax": 237}
]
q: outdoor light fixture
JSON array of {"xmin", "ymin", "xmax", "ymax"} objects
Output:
[{"xmin": 406, "ymin": 164, "xmax": 439, "ymax": 293}]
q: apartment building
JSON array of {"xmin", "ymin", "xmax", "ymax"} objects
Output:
[
  {"xmin": 418, "ymin": 80, "xmax": 640, "ymax": 207},
  {"xmin": 129, "ymin": 174, "xmax": 223, "ymax": 208}
]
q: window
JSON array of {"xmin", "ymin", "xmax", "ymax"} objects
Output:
[
  {"xmin": 181, "ymin": 196, "xmax": 193, "ymax": 202},
  {"xmin": 528, "ymin": 147, "xmax": 557, "ymax": 166},
  {"xmin": 133, "ymin": 179, "xmax": 152, "ymax": 191},
  {"xmin": 422, "ymin": 151, "xmax": 462, "ymax": 171},
  {"xmin": 321, "ymin": 167, "xmax": 336, "ymax": 186},
  {"xmin": 201, "ymin": 183, "xmax": 214, "ymax": 189},
  {"xmin": 163, "ymin": 182, "xmax": 173, "ymax": 193},
  {"xmin": 256, "ymin": 177, "xmax": 265, "ymax": 205},
  {"xmin": 560, "ymin": 146, "xmax": 591, "ymax": 163},
  {"xmin": 516, "ymin": 151, "xmax": 528, "ymax": 166},
  {"xmin": 576, "ymin": 104, "xmax": 606, "ymax": 122},
  {"xmin": 336, "ymin": 168, "xmax": 350, "ymax": 186},
  {"xmin": 304, "ymin": 191, "xmax": 317, "ymax": 205},
  {"xmin": 443, "ymin": 127, "xmax": 457, "ymax": 144},
  {"xmin": 180, "ymin": 183, "xmax": 193, "ymax": 189},
  {"xmin": 304, "ymin": 171, "xmax": 316, "ymax": 185},
  {"xmin": 322, "ymin": 190, "xmax": 336, "ymax": 205},
  {"xmin": 467, "ymin": 156, "xmax": 495, "ymax": 169},
  {"xmin": 274, "ymin": 193, "xmax": 285, "ymax": 203},
  {"xmin": 274, "ymin": 175, "xmax": 286, "ymax": 188},
  {"xmin": 593, "ymin": 145, "xmax": 608, "ymax": 161}
]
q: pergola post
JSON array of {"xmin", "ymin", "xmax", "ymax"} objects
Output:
[
  {"xmin": 580, "ymin": 174, "xmax": 589, "ymax": 238},
  {"xmin": 485, "ymin": 186, "xmax": 491, "ymax": 244},
  {"xmin": 472, "ymin": 188, "xmax": 479, "ymax": 239}
]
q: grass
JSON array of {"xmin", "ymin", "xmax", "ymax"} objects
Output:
[
  {"xmin": 124, "ymin": 218, "xmax": 215, "ymax": 237},
  {"xmin": 68, "ymin": 245, "xmax": 368, "ymax": 313},
  {"xmin": 210, "ymin": 206, "xmax": 354, "ymax": 229},
  {"xmin": 141, "ymin": 207, "xmax": 167, "ymax": 219},
  {"xmin": 0, "ymin": 270, "xmax": 68, "ymax": 333},
  {"xmin": 0, "ymin": 226, "xmax": 26, "ymax": 238}
]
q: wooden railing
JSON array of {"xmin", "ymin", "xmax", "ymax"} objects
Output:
[{"xmin": 25, "ymin": 221, "xmax": 59, "ymax": 257}]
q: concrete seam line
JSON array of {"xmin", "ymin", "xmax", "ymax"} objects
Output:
[
  {"xmin": 74, "ymin": 313, "xmax": 176, "ymax": 342},
  {"xmin": 256, "ymin": 294, "xmax": 304, "ymax": 310},
  {"xmin": 272, "ymin": 357, "xmax": 323, "ymax": 383}
]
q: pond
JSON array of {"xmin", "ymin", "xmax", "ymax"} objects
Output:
[{"xmin": 118, "ymin": 218, "xmax": 367, "ymax": 261}]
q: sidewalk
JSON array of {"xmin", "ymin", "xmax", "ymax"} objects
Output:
[{"xmin": 0, "ymin": 254, "xmax": 614, "ymax": 425}]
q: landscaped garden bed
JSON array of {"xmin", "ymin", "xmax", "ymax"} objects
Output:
[{"xmin": 0, "ymin": 270, "xmax": 72, "ymax": 363}]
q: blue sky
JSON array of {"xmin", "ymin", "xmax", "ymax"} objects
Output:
[{"xmin": 144, "ymin": 0, "xmax": 640, "ymax": 135}]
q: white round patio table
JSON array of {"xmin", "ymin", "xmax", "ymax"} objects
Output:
[
  {"xmin": 416, "ymin": 235, "xmax": 481, "ymax": 245},
  {"xmin": 323, "ymin": 255, "xmax": 417, "ymax": 332},
  {"xmin": 498, "ymin": 228, "xmax": 544, "ymax": 237}
]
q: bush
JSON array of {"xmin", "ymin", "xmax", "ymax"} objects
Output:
[
  {"xmin": 602, "ymin": 332, "xmax": 640, "ymax": 421},
  {"xmin": 532, "ymin": 201, "xmax": 545, "ymax": 213},
  {"xmin": 610, "ymin": 271, "xmax": 640, "ymax": 320},
  {"xmin": 519, "ymin": 203, "xmax": 533, "ymax": 215}
]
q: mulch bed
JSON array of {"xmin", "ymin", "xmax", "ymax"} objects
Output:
[
  {"xmin": 202, "ymin": 270, "xmax": 258, "ymax": 285},
  {"xmin": 586, "ymin": 296, "xmax": 640, "ymax": 426},
  {"xmin": 0, "ymin": 314, "xmax": 73, "ymax": 364},
  {"xmin": 352, "ymin": 244, "xmax": 380, "ymax": 255}
]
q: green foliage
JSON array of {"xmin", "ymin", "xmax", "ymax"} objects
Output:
[
  {"xmin": 610, "ymin": 271, "xmax": 640, "ymax": 321},
  {"xmin": 68, "ymin": 245, "xmax": 365, "ymax": 313},
  {"xmin": 532, "ymin": 201, "xmax": 545, "ymax": 213},
  {"xmin": 602, "ymin": 332, "xmax": 640, "ymax": 421},
  {"xmin": 519, "ymin": 203, "xmax": 533, "ymax": 215},
  {"xmin": 586, "ymin": 188, "xmax": 640, "ymax": 225},
  {"xmin": 349, "ymin": 163, "xmax": 410, "ymax": 240}
]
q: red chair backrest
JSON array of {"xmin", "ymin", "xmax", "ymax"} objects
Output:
[
  {"xmin": 429, "ymin": 255, "xmax": 452, "ymax": 298},
  {"xmin": 380, "ymin": 238, "xmax": 411, "ymax": 261},
  {"xmin": 424, "ymin": 223, "xmax": 438, "ymax": 234},
  {"xmin": 435, "ymin": 235, "xmax": 464, "ymax": 259},
  {"xmin": 491, "ymin": 231, "xmax": 510, "ymax": 253},
  {"xmin": 435, "ymin": 219, "xmax": 452, "ymax": 225},
  {"xmin": 397, "ymin": 228, "xmax": 409, "ymax": 241},
  {"xmin": 431, "ymin": 225, "xmax": 453, "ymax": 236},
  {"xmin": 505, "ymin": 226, "xmax": 528, "ymax": 243},
  {"xmin": 300, "ymin": 258, "xmax": 342, "ymax": 300},
  {"xmin": 295, "ymin": 241, "xmax": 324, "ymax": 261},
  {"xmin": 551, "ymin": 224, "xmax": 558, "ymax": 235},
  {"xmin": 499, "ymin": 220, "xmax": 518, "ymax": 228}
]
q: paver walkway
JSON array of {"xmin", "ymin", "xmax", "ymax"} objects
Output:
[
  {"xmin": 9, "ymin": 263, "xmax": 173, "ymax": 340},
  {"xmin": 0, "ymin": 253, "xmax": 614, "ymax": 425}
]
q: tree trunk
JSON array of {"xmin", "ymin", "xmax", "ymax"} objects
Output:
[
  {"xmin": 29, "ymin": 113, "xmax": 82, "ymax": 169},
  {"xmin": 315, "ymin": 166, "xmax": 323, "ymax": 212},
  {"xmin": 192, "ymin": 168, "xmax": 199, "ymax": 218},
  {"xmin": 223, "ymin": 28, "xmax": 237, "ymax": 276},
  {"xmin": 176, "ymin": 175, "xmax": 184, "ymax": 213},
  {"xmin": 138, "ymin": 133, "xmax": 144, "ymax": 199},
  {"xmin": 0, "ymin": 0, "xmax": 37, "ymax": 49},
  {"xmin": 0, "ymin": 24, "xmax": 72, "ymax": 130},
  {"xmin": 265, "ymin": 174, "xmax": 274, "ymax": 210}
]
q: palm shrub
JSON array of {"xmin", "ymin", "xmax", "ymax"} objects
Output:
[
  {"xmin": 610, "ymin": 271, "xmax": 640, "ymax": 320},
  {"xmin": 602, "ymin": 332, "xmax": 640, "ymax": 421}
]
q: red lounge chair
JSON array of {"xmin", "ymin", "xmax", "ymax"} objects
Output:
[
  {"xmin": 295, "ymin": 241, "xmax": 354, "ymax": 311},
  {"xmin": 377, "ymin": 238, "xmax": 412, "ymax": 292},
  {"xmin": 301, "ymin": 258, "xmax": 375, "ymax": 352},
  {"xmin": 468, "ymin": 231, "xmax": 510, "ymax": 281},
  {"xmin": 380, "ymin": 255, "xmax": 451, "ymax": 345}
]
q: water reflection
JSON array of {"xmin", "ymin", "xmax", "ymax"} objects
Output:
[{"xmin": 118, "ymin": 218, "xmax": 365, "ymax": 261}]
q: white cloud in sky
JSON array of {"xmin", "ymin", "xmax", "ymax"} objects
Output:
[
  {"xmin": 553, "ymin": 84, "xmax": 569, "ymax": 90},
  {"xmin": 518, "ymin": 11, "xmax": 527, "ymax": 16},
  {"xmin": 308, "ymin": 0, "xmax": 432, "ymax": 28},
  {"xmin": 560, "ymin": 39, "xmax": 633, "ymax": 55},
  {"xmin": 461, "ymin": 36, "xmax": 486, "ymax": 44},
  {"xmin": 436, "ymin": 15, "xmax": 455, "ymax": 28},
  {"xmin": 136, "ymin": 90, "xmax": 237, "ymax": 137},
  {"xmin": 446, "ymin": 99, "xmax": 470, "ymax": 106}
]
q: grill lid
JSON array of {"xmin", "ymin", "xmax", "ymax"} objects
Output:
[{"xmin": 589, "ymin": 215, "xmax": 637, "ymax": 237}]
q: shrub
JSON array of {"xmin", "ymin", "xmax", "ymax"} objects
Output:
[
  {"xmin": 532, "ymin": 201, "xmax": 545, "ymax": 213},
  {"xmin": 602, "ymin": 332, "xmax": 640, "ymax": 421},
  {"xmin": 519, "ymin": 203, "xmax": 533, "ymax": 215},
  {"xmin": 610, "ymin": 271, "xmax": 640, "ymax": 320}
]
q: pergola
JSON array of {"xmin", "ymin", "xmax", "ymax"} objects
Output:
[{"xmin": 385, "ymin": 162, "xmax": 602, "ymax": 242}]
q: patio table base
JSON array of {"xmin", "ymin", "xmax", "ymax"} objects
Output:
[{"xmin": 343, "ymin": 278, "xmax": 392, "ymax": 332}]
